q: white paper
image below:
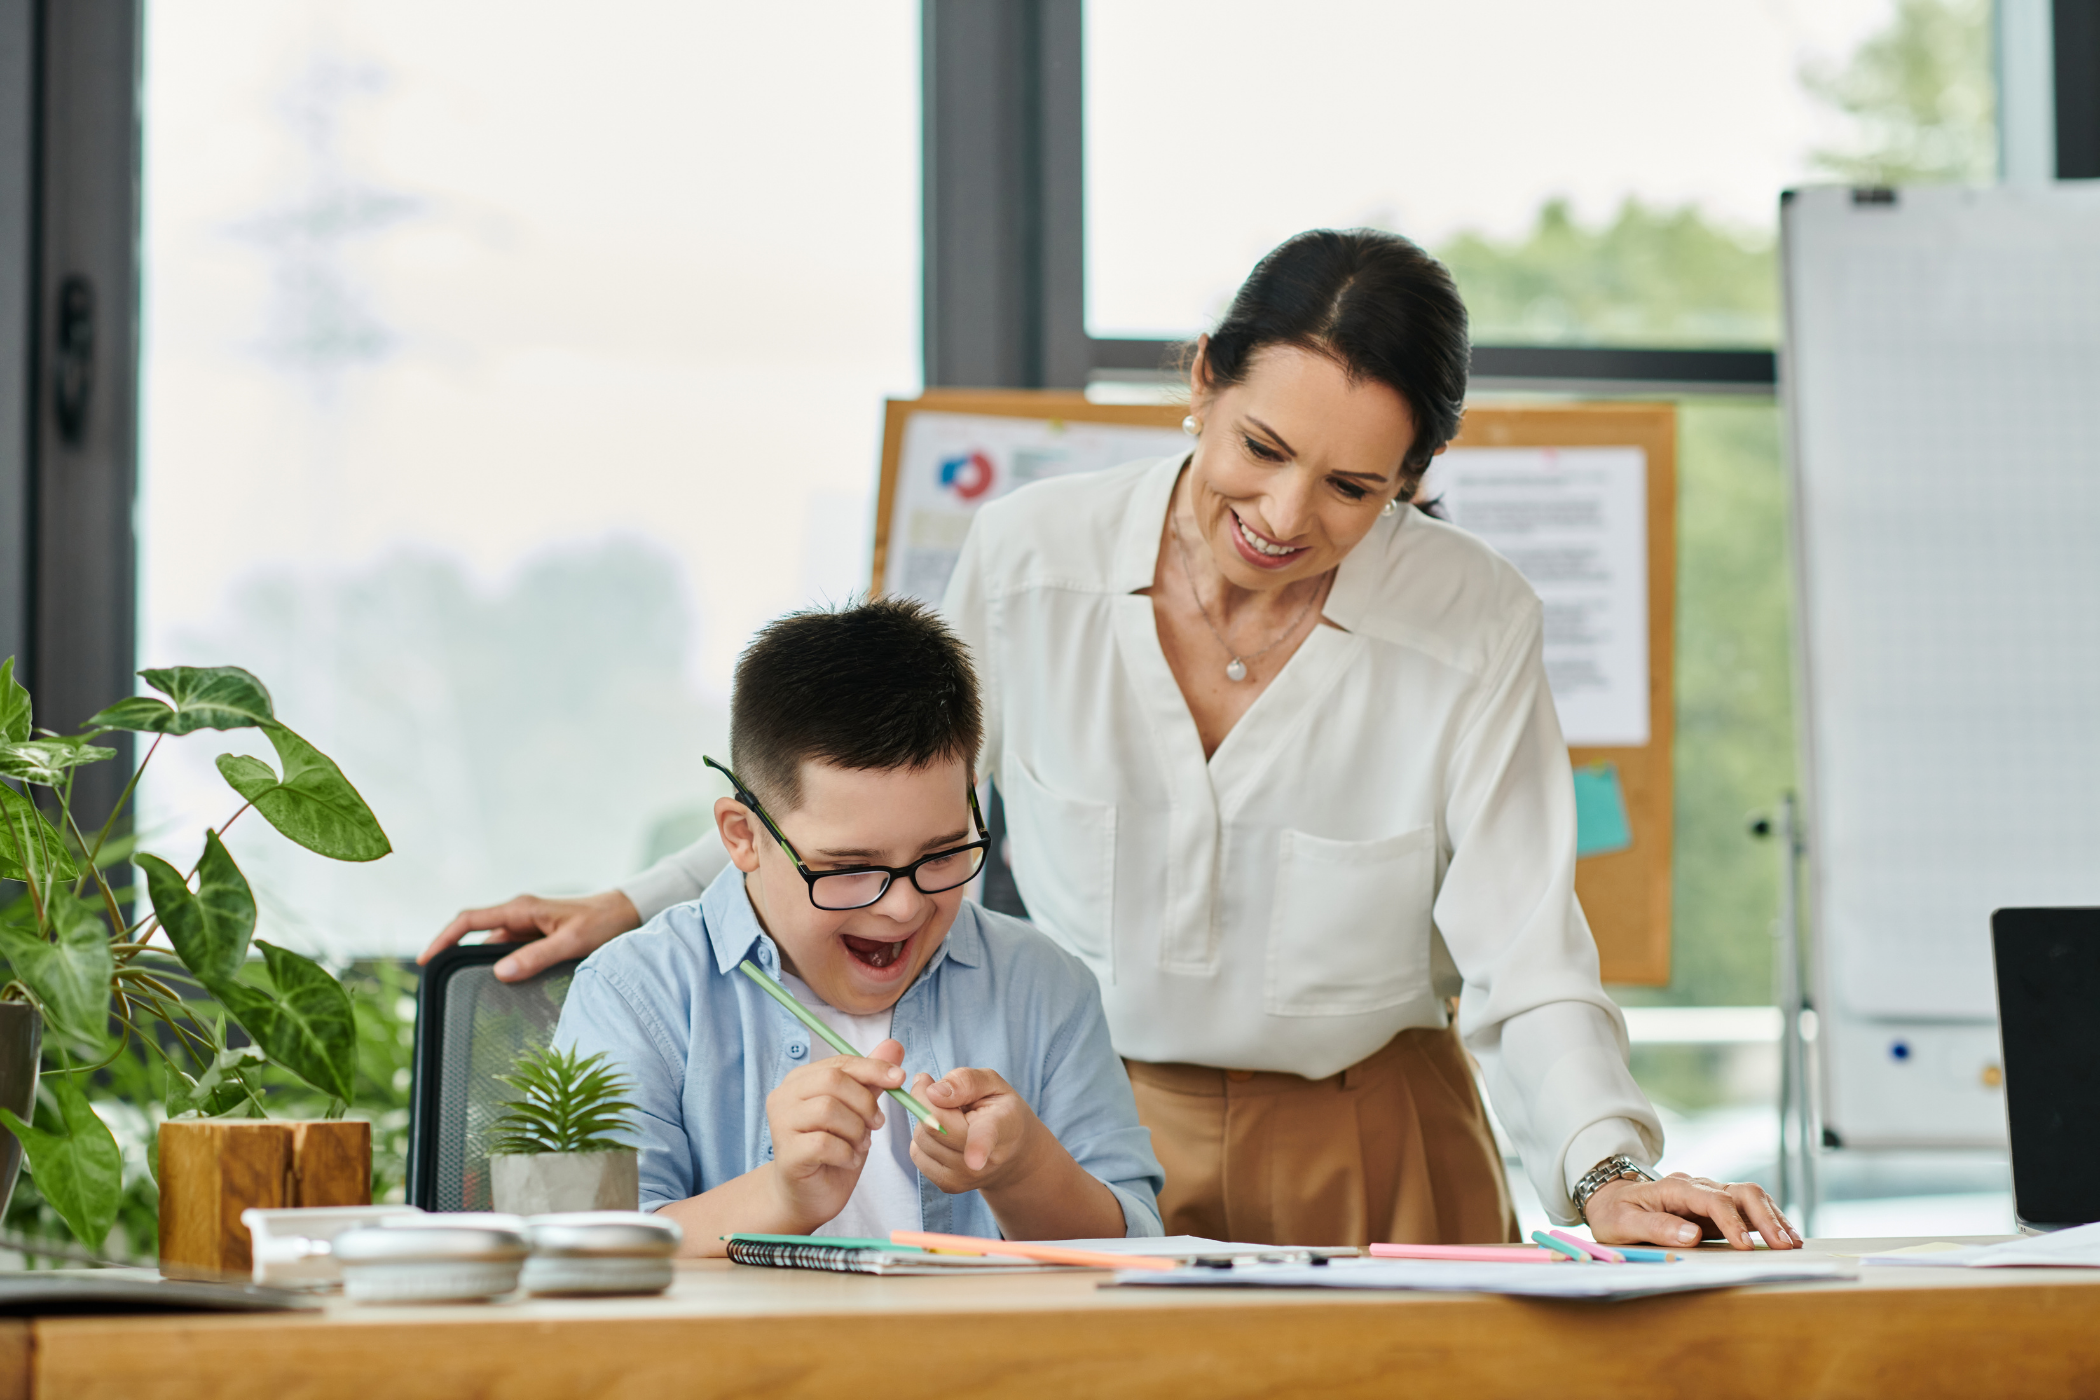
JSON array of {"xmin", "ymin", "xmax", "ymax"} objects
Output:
[
  {"xmin": 1861, "ymin": 1222, "xmax": 2100, "ymax": 1268},
  {"xmin": 1111, "ymin": 1255, "xmax": 1850, "ymax": 1300},
  {"xmin": 1421, "ymin": 446, "xmax": 1649, "ymax": 747},
  {"xmin": 883, "ymin": 412, "xmax": 1189, "ymax": 606}
]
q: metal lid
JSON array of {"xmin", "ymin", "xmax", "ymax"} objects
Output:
[
  {"xmin": 333, "ymin": 1215, "xmax": 530, "ymax": 1265},
  {"xmin": 523, "ymin": 1211, "xmax": 682, "ymax": 1258}
]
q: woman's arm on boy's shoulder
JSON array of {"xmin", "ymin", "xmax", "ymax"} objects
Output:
[{"xmin": 419, "ymin": 832, "xmax": 732, "ymax": 984}]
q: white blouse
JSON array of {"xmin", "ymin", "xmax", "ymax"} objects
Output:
[{"xmin": 624, "ymin": 455, "xmax": 1662, "ymax": 1220}]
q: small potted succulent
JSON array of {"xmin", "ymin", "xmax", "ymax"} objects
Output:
[{"xmin": 487, "ymin": 1044, "xmax": 640, "ymax": 1215}]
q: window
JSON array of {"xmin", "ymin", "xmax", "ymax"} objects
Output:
[
  {"xmin": 138, "ymin": 1, "xmax": 921, "ymax": 957},
  {"xmin": 1086, "ymin": 0, "xmax": 1914, "ymax": 347}
]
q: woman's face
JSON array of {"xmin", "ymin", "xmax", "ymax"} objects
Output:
[{"xmin": 1186, "ymin": 340, "xmax": 1422, "ymax": 593}]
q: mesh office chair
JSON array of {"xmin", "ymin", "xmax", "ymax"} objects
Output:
[{"xmin": 408, "ymin": 944, "xmax": 580, "ymax": 1211}]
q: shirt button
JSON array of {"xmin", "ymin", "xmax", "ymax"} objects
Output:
[
  {"xmin": 787, "ymin": 1043, "xmax": 807, "ymax": 1059},
  {"xmin": 1225, "ymin": 1070, "xmax": 1255, "ymax": 1083}
]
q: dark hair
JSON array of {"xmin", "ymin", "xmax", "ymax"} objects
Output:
[
  {"xmin": 1196, "ymin": 228, "xmax": 1469, "ymax": 488},
  {"xmin": 729, "ymin": 597, "xmax": 983, "ymax": 812}
]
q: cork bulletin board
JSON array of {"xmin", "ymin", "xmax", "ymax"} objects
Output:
[{"xmin": 872, "ymin": 391, "xmax": 1676, "ymax": 985}]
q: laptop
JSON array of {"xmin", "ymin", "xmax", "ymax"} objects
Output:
[{"xmin": 1991, "ymin": 908, "xmax": 2100, "ymax": 1230}]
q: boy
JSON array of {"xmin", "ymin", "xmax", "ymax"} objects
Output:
[{"xmin": 554, "ymin": 598, "xmax": 1164, "ymax": 1250}]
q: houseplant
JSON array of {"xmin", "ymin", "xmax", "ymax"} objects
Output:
[
  {"xmin": 487, "ymin": 1044, "xmax": 639, "ymax": 1214},
  {"xmin": 0, "ymin": 659, "xmax": 390, "ymax": 1250}
]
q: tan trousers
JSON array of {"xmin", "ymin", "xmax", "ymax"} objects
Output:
[{"xmin": 1125, "ymin": 1024, "xmax": 1520, "ymax": 1249}]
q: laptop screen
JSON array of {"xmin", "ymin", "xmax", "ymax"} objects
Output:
[{"xmin": 1992, "ymin": 909, "xmax": 2100, "ymax": 1229}]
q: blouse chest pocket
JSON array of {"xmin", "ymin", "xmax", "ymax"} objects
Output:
[
  {"xmin": 1000, "ymin": 754, "xmax": 1117, "ymax": 980},
  {"xmin": 1265, "ymin": 825, "xmax": 1437, "ymax": 1017}
]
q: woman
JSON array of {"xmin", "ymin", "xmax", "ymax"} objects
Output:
[{"xmin": 425, "ymin": 229, "xmax": 1798, "ymax": 1252}]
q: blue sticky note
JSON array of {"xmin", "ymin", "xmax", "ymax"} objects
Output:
[{"xmin": 1573, "ymin": 762, "xmax": 1632, "ymax": 858}]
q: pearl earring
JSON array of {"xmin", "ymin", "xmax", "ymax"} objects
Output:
[
  {"xmin": 1182, "ymin": 415, "xmax": 1200, "ymax": 437},
  {"xmin": 1382, "ymin": 497, "xmax": 1400, "ymax": 516}
]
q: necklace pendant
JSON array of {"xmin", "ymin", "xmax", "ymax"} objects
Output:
[{"xmin": 1225, "ymin": 657, "xmax": 1248, "ymax": 682}]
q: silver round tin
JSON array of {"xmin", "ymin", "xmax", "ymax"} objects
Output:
[
  {"xmin": 333, "ymin": 1214, "xmax": 530, "ymax": 1303},
  {"xmin": 521, "ymin": 1211, "xmax": 681, "ymax": 1295}
]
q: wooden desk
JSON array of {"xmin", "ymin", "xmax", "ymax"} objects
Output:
[{"xmin": 15, "ymin": 1238, "xmax": 2100, "ymax": 1400}]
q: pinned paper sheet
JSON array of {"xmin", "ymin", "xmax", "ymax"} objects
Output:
[{"xmin": 1574, "ymin": 762, "xmax": 1633, "ymax": 858}]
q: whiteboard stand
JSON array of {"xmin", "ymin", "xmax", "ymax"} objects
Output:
[{"xmin": 1760, "ymin": 793, "xmax": 1822, "ymax": 1229}]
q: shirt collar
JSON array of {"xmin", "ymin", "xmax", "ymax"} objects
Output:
[
  {"xmin": 698, "ymin": 862, "xmax": 987, "ymax": 978},
  {"xmin": 1111, "ymin": 455, "xmax": 1188, "ymax": 593},
  {"xmin": 1107, "ymin": 449, "xmax": 1406, "ymax": 633}
]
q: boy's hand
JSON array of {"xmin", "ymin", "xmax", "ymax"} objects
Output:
[
  {"xmin": 906, "ymin": 1068, "xmax": 1054, "ymax": 1194},
  {"xmin": 907, "ymin": 1067, "xmax": 1129, "ymax": 1242},
  {"xmin": 763, "ymin": 1039, "xmax": 907, "ymax": 1231}
]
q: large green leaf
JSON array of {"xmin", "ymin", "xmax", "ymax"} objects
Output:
[
  {"xmin": 217, "ymin": 942, "xmax": 356, "ymax": 1101},
  {"xmin": 0, "ymin": 896, "xmax": 112, "ymax": 1048},
  {"xmin": 0, "ymin": 736, "xmax": 117, "ymax": 785},
  {"xmin": 137, "ymin": 836, "xmax": 254, "ymax": 987},
  {"xmin": 87, "ymin": 665, "xmax": 275, "ymax": 735},
  {"xmin": 215, "ymin": 724, "xmax": 390, "ymax": 862},
  {"xmin": 0, "ymin": 658, "xmax": 29, "ymax": 743},
  {"xmin": 0, "ymin": 783, "xmax": 77, "ymax": 888},
  {"xmin": 0, "ymin": 1070, "xmax": 123, "ymax": 1250}
]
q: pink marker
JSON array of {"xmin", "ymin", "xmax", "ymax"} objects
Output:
[
  {"xmin": 1548, "ymin": 1228, "xmax": 1626, "ymax": 1263},
  {"xmin": 1368, "ymin": 1243, "xmax": 1563, "ymax": 1264}
]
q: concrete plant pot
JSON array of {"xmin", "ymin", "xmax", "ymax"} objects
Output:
[{"xmin": 488, "ymin": 1149, "xmax": 638, "ymax": 1215}]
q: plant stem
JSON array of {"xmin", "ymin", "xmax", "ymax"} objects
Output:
[
  {"xmin": 84, "ymin": 731, "xmax": 159, "ymax": 870},
  {"xmin": 208, "ymin": 802, "xmax": 252, "ymax": 852},
  {"xmin": 58, "ymin": 802, "xmax": 127, "ymax": 946},
  {"xmin": 71, "ymin": 1020, "xmax": 135, "ymax": 1074}
]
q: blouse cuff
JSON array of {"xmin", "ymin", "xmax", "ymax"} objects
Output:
[{"xmin": 618, "ymin": 835, "xmax": 730, "ymax": 924}]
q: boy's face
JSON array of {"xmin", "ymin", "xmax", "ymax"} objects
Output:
[{"xmin": 718, "ymin": 756, "xmax": 976, "ymax": 1016}]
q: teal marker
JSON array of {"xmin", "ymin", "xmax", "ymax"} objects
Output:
[{"xmin": 738, "ymin": 959, "xmax": 948, "ymax": 1134}]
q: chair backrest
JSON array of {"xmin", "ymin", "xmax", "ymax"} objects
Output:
[{"xmin": 408, "ymin": 945, "xmax": 580, "ymax": 1211}]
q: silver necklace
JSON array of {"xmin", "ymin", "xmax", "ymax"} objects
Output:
[{"xmin": 1169, "ymin": 508, "xmax": 1327, "ymax": 683}]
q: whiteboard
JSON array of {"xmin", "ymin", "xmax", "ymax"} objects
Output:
[{"xmin": 1783, "ymin": 183, "xmax": 2100, "ymax": 1146}]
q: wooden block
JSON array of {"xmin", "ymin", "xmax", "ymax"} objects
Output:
[
  {"xmin": 289, "ymin": 1121, "xmax": 371, "ymax": 1207},
  {"xmin": 157, "ymin": 1121, "xmax": 292, "ymax": 1281},
  {"xmin": 158, "ymin": 1121, "xmax": 372, "ymax": 1279}
]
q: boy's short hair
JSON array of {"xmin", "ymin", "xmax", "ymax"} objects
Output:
[{"xmin": 729, "ymin": 597, "xmax": 983, "ymax": 812}]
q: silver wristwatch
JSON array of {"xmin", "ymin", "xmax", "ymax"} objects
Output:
[{"xmin": 1572, "ymin": 1154, "xmax": 1656, "ymax": 1222}]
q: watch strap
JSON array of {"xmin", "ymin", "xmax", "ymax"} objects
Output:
[{"xmin": 1572, "ymin": 1153, "xmax": 1655, "ymax": 1222}]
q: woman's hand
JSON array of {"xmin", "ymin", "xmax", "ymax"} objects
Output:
[
  {"xmin": 1583, "ymin": 1172, "xmax": 1803, "ymax": 1250},
  {"xmin": 417, "ymin": 889, "xmax": 642, "ymax": 982}
]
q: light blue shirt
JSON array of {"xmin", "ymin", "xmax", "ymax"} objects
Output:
[{"xmin": 553, "ymin": 866, "xmax": 1165, "ymax": 1238}]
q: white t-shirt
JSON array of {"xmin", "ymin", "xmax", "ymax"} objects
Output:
[{"xmin": 778, "ymin": 972, "xmax": 922, "ymax": 1239}]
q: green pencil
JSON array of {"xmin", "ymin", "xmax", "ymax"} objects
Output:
[
  {"xmin": 738, "ymin": 959, "xmax": 948, "ymax": 1133},
  {"xmin": 1531, "ymin": 1230, "xmax": 1590, "ymax": 1262}
]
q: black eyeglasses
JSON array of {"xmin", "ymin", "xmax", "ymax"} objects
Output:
[{"xmin": 703, "ymin": 756, "xmax": 990, "ymax": 911}]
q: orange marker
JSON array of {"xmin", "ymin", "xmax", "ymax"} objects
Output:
[{"xmin": 890, "ymin": 1230, "xmax": 1179, "ymax": 1272}]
